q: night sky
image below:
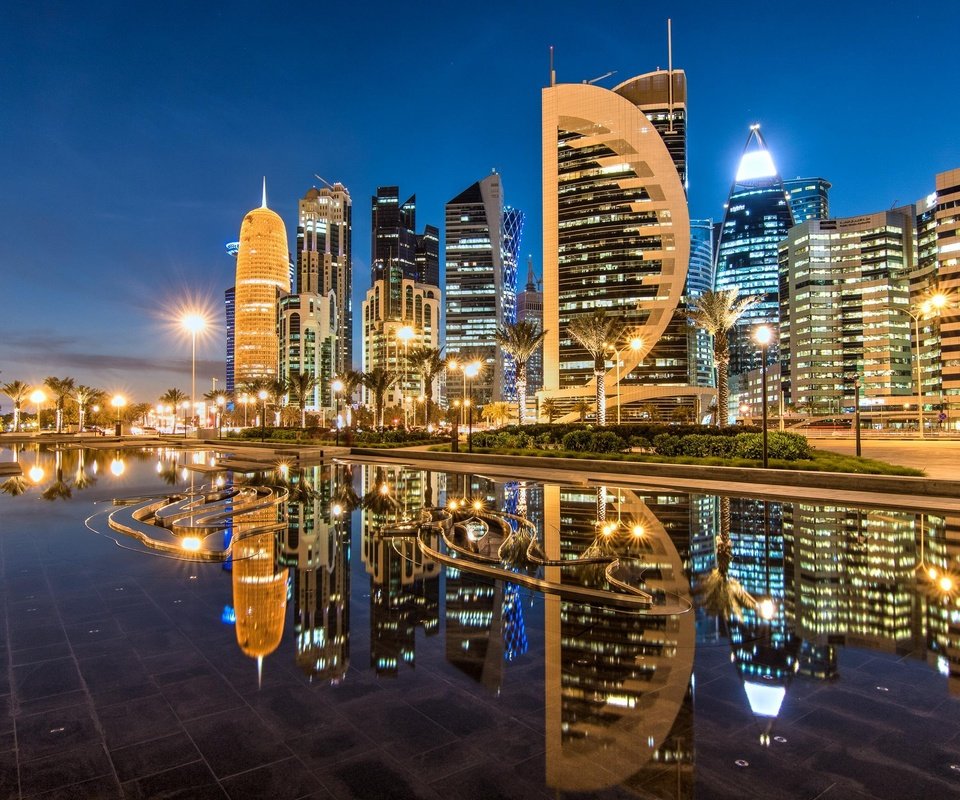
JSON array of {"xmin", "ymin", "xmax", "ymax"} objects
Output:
[{"xmin": 2, "ymin": 1, "xmax": 957, "ymax": 401}]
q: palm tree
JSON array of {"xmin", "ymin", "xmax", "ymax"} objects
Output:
[
  {"xmin": 339, "ymin": 370, "xmax": 364, "ymax": 429},
  {"xmin": 2, "ymin": 380, "xmax": 30, "ymax": 432},
  {"xmin": 43, "ymin": 376, "xmax": 76, "ymax": 433},
  {"xmin": 360, "ymin": 367, "xmax": 399, "ymax": 431},
  {"xmin": 203, "ymin": 389, "xmax": 231, "ymax": 431},
  {"xmin": 481, "ymin": 401, "xmax": 512, "ymax": 427},
  {"xmin": 495, "ymin": 321, "xmax": 547, "ymax": 425},
  {"xmin": 688, "ymin": 289, "xmax": 758, "ymax": 426},
  {"xmin": 268, "ymin": 377, "xmax": 288, "ymax": 427},
  {"xmin": 72, "ymin": 385, "xmax": 103, "ymax": 432},
  {"xmin": 573, "ymin": 399, "xmax": 591, "ymax": 423},
  {"xmin": 160, "ymin": 388, "xmax": 188, "ymax": 430},
  {"xmin": 287, "ymin": 371, "xmax": 318, "ymax": 429},
  {"xmin": 540, "ymin": 397, "xmax": 559, "ymax": 423},
  {"xmin": 567, "ymin": 311, "xmax": 623, "ymax": 426},
  {"xmin": 406, "ymin": 347, "xmax": 447, "ymax": 426}
]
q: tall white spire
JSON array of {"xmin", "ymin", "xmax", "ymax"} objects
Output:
[{"xmin": 261, "ymin": 176, "xmax": 268, "ymax": 209}]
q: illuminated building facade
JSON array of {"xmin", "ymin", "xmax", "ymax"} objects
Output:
[
  {"xmin": 778, "ymin": 210, "xmax": 915, "ymax": 411},
  {"xmin": 933, "ymin": 169, "xmax": 960, "ymax": 419},
  {"xmin": 783, "ymin": 177, "xmax": 830, "ymax": 223},
  {"xmin": 224, "ymin": 286, "xmax": 235, "ymax": 394},
  {"xmin": 297, "ymin": 184, "xmax": 353, "ymax": 374},
  {"xmin": 445, "ymin": 172, "xmax": 523, "ymax": 404},
  {"xmin": 688, "ymin": 219, "xmax": 716, "ymax": 391},
  {"xmin": 278, "ymin": 293, "xmax": 337, "ymax": 413},
  {"xmin": 516, "ymin": 257, "xmax": 544, "ymax": 397},
  {"xmin": 541, "ymin": 67, "xmax": 697, "ymax": 420},
  {"xmin": 361, "ymin": 277, "xmax": 440, "ymax": 411},
  {"xmin": 715, "ymin": 126, "xmax": 794, "ymax": 377},
  {"xmin": 233, "ymin": 184, "xmax": 291, "ymax": 384},
  {"xmin": 370, "ymin": 186, "xmax": 438, "ymax": 290}
]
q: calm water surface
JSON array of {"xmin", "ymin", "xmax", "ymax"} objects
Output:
[{"xmin": 0, "ymin": 443, "xmax": 959, "ymax": 799}]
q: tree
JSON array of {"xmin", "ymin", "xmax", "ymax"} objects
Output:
[
  {"xmin": 43, "ymin": 376, "xmax": 76, "ymax": 433},
  {"xmin": 495, "ymin": 320, "xmax": 546, "ymax": 425},
  {"xmin": 72, "ymin": 385, "xmax": 104, "ymax": 432},
  {"xmin": 670, "ymin": 405, "xmax": 693, "ymax": 424},
  {"xmin": 482, "ymin": 401, "xmax": 512, "ymax": 427},
  {"xmin": 338, "ymin": 370, "xmax": 364, "ymax": 430},
  {"xmin": 567, "ymin": 311, "xmax": 623, "ymax": 426},
  {"xmin": 1, "ymin": 380, "xmax": 29, "ymax": 432},
  {"xmin": 688, "ymin": 289, "xmax": 758, "ymax": 426},
  {"xmin": 540, "ymin": 398, "xmax": 559, "ymax": 424},
  {"xmin": 288, "ymin": 371, "xmax": 318, "ymax": 429},
  {"xmin": 573, "ymin": 399, "xmax": 591, "ymax": 423},
  {"xmin": 160, "ymin": 388, "xmax": 188, "ymax": 429},
  {"xmin": 638, "ymin": 402, "xmax": 659, "ymax": 422},
  {"xmin": 406, "ymin": 347, "xmax": 447, "ymax": 426},
  {"xmin": 203, "ymin": 389, "xmax": 232, "ymax": 430},
  {"xmin": 360, "ymin": 367, "xmax": 399, "ymax": 431}
]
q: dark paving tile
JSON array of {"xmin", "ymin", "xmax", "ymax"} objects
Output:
[
  {"xmin": 348, "ymin": 702, "xmax": 459, "ymax": 760},
  {"xmin": 78, "ymin": 653, "xmax": 157, "ymax": 707},
  {"xmin": 285, "ymin": 719, "xmax": 378, "ymax": 772},
  {"xmin": 11, "ymin": 642, "xmax": 73, "ymax": 666},
  {"xmin": 113, "ymin": 604, "xmax": 173, "ymax": 633},
  {"xmin": 10, "ymin": 624, "xmax": 67, "ymax": 653},
  {"xmin": 19, "ymin": 742, "xmax": 113, "ymax": 797},
  {"xmin": 120, "ymin": 760, "xmax": 225, "ymax": 799},
  {"xmin": 409, "ymin": 689, "xmax": 500, "ymax": 737},
  {"xmin": 28, "ymin": 773, "xmax": 123, "ymax": 799},
  {"xmin": 16, "ymin": 690, "xmax": 90, "ymax": 719},
  {"xmin": 160, "ymin": 674, "xmax": 244, "ymax": 721},
  {"xmin": 127, "ymin": 629, "xmax": 194, "ymax": 659},
  {"xmin": 143, "ymin": 650, "xmax": 217, "ymax": 686},
  {"xmin": 98, "ymin": 694, "xmax": 182, "ymax": 749},
  {"xmin": 64, "ymin": 617, "xmax": 124, "ymax": 645},
  {"xmin": 0, "ymin": 749, "xmax": 16, "ymax": 799},
  {"xmin": 247, "ymin": 684, "xmax": 334, "ymax": 739},
  {"xmin": 14, "ymin": 657, "xmax": 83, "ymax": 702},
  {"xmin": 316, "ymin": 754, "xmax": 438, "ymax": 800},
  {"xmin": 109, "ymin": 732, "xmax": 202, "ymax": 783},
  {"xmin": 221, "ymin": 756, "xmax": 321, "ymax": 799},
  {"xmin": 16, "ymin": 702, "xmax": 102, "ymax": 762},
  {"xmin": 184, "ymin": 707, "xmax": 293, "ymax": 779}
]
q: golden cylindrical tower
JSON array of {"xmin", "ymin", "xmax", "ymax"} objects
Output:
[{"xmin": 234, "ymin": 182, "xmax": 290, "ymax": 384}]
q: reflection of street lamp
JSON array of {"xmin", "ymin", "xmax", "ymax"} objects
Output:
[
  {"xmin": 465, "ymin": 361, "xmax": 480, "ymax": 452},
  {"xmin": 607, "ymin": 335, "xmax": 643, "ymax": 425},
  {"xmin": 111, "ymin": 395, "xmax": 126, "ymax": 437},
  {"xmin": 754, "ymin": 325, "xmax": 774, "ymax": 468},
  {"xmin": 30, "ymin": 389, "xmax": 46, "ymax": 433},
  {"xmin": 181, "ymin": 312, "xmax": 207, "ymax": 437},
  {"xmin": 258, "ymin": 389, "xmax": 269, "ymax": 442},
  {"xmin": 332, "ymin": 378, "xmax": 344, "ymax": 446}
]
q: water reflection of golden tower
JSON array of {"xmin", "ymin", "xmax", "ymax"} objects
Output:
[
  {"xmin": 233, "ymin": 507, "xmax": 288, "ymax": 675},
  {"xmin": 234, "ymin": 179, "xmax": 291, "ymax": 383}
]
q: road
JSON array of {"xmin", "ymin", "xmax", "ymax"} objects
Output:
[{"xmin": 805, "ymin": 437, "xmax": 960, "ymax": 479}]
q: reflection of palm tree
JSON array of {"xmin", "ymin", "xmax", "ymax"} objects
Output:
[
  {"xmin": 332, "ymin": 465, "xmax": 361, "ymax": 513},
  {"xmin": 41, "ymin": 450, "xmax": 72, "ymax": 501},
  {"xmin": 361, "ymin": 468, "xmax": 400, "ymax": 517},
  {"xmin": 1, "ymin": 477, "xmax": 29, "ymax": 496},
  {"xmin": 73, "ymin": 449, "xmax": 96, "ymax": 490},
  {"xmin": 698, "ymin": 497, "xmax": 756, "ymax": 620}
]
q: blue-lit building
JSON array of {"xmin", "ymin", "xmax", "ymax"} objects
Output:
[
  {"xmin": 715, "ymin": 126, "xmax": 794, "ymax": 376},
  {"xmin": 783, "ymin": 177, "xmax": 830, "ymax": 223},
  {"xmin": 688, "ymin": 219, "xmax": 716, "ymax": 390}
]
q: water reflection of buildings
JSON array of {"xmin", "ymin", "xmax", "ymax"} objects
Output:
[
  {"xmin": 360, "ymin": 465, "xmax": 441, "ymax": 676},
  {"xmin": 542, "ymin": 484, "xmax": 696, "ymax": 796},
  {"xmin": 279, "ymin": 466, "xmax": 350, "ymax": 684}
]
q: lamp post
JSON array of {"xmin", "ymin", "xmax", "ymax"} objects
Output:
[
  {"xmin": 216, "ymin": 395, "xmax": 225, "ymax": 440},
  {"xmin": 111, "ymin": 395, "xmax": 126, "ymax": 437},
  {"xmin": 180, "ymin": 400, "xmax": 190, "ymax": 438},
  {"xmin": 397, "ymin": 325, "xmax": 415, "ymax": 430},
  {"xmin": 332, "ymin": 378, "xmax": 344, "ymax": 446},
  {"xmin": 897, "ymin": 293, "xmax": 948, "ymax": 439},
  {"xmin": 465, "ymin": 361, "xmax": 480, "ymax": 453},
  {"xmin": 606, "ymin": 335, "xmax": 643, "ymax": 426},
  {"xmin": 30, "ymin": 389, "xmax": 46, "ymax": 433},
  {"xmin": 754, "ymin": 325, "xmax": 773, "ymax": 468},
  {"xmin": 258, "ymin": 389, "xmax": 269, "ymax": 442},
  {"xmin": 181, "ymin": 313, "xmax": 207, "ymax": 438},
  {"xmin": 239, "ymin": 394, "xmax": 249, "ymax": 427}
]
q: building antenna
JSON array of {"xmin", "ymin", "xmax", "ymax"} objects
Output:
[
  {"xmin": 261, "ymin": 176, "xmax": 268, "ymax": 208},
  {"xmin": 667, "ymin": 18, "xmax": 674, "ymax": 134},
  {"xmin": 585, "ymin": 70, "xmax": 617, "ymax": 85},
  {"xmin": 313, "ymin": 174, "xmax": 334, "ymax": 189},
  {"xmin": 549, "ymin": 46, "xmax": 556, "ymax": 87}
]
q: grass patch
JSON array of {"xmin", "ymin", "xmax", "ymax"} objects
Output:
[{"xmin": 425, "ymin": 444, "xmax": 923, "ymax": 476}]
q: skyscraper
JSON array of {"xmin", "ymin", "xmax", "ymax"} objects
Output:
[
  {"xmin": 715, "ymin": 126, "xmax": 794, "ymax": 376},
  {"xmin": 224, "ymin": 286, "xmax": 235, "ymax": 394},
  {"xmin": 778, "ymin": 209, "xmax": 915, "ymax": 412},
  {"xmin": 934, "ymin": 169, "xmax": 960, "ymax": 421},
  {"xmin": 688, "ymin": 219, "xmax": 716, "ymax": 390},
  {"xmin": 516, "ymin": 256, "xmax": 544, "ymax": 397},
  {"xmin": 233, "ymin": 181, "xmax": 290, "ymax": 385},
  {"xmin": 297, "ymin": 183, "xmax": 352, "ymax": 374},
  {"xmin": 541, "ymin": 66, "xmax": 698, "ymax": 421},
  {"xmin": 445, "ymin": 172, "xmax": 523, "ymax": 405},
  {"xmin": 370, "ymin": 187, "xmax": 437, "ymax": 313},
  {"xmin": 783, "ymin": 177, "xmax": 830, "ymax": 223}
]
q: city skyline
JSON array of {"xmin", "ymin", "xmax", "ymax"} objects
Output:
[{"xmin": 2, "ymin": 3, "xmax": 959, "ymax": 399}]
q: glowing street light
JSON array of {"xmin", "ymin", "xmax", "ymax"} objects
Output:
[
  {"xmin": 607, "ymin": 334, "xmax": 645, "ymax": 425},
  {"xmin": 899, "ymin": 291, "xmax": 951, "ymax": 438},
  {"xmin": 258, "ymin": 389, "xmax": 269, "ymax": 442},
  {"xmin": 111, "ymin": 394, "xmax": 126, "ymax": 437},
  {"xmin": 465, "ymin": 361, "xmax": 481, "ymax": 452},
  {"xmin": 181, "ymin": 312, "xmax": 208, "ymax": 438},
  {"xmin": 332, "ymin": 378, "xmax": 345, "ymax": 446},
  {"xmin": 753, "ymin": 325, "xmax": 774, "ymax": 468},
  {"xmin": 29, "ymin": 389, "xmax": 46, "ymax": 433},
  {"xmin": 216, "ymin": 394, "xmax": 226, "ymax": 439},
  {"xmin": 396, "ymin": 325, "xmax": 415, "ymax": 429}
]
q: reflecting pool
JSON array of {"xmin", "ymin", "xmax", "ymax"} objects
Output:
[{"xmin": 1, "ymin": 443, "xmax": 959, "ymax": 799}]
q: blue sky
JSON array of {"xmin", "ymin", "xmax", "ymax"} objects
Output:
[{"xmin": 1, "ymin": 0, "xmax": 958, "ymax": 400}]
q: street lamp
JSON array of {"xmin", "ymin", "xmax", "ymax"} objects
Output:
[
  {"xmin": 111, "ymin": 394, "xmax": 126, "ymax": 437},
  {"xmin": 607, "ymin": 335, "xmax": 643, "ymax": 425},
  {"xmin": 332, "ymin": 378, "xmax": 345, "ymax": 446},
  {"xmin": 29, "ymin": 389, "xmax": 46, "ymax": 433},
  {"xmin": 447, "ymin": 358, "xmax": 464, "ymax": 426},
  {"xmin": 397, "ymin": 325, "xmax": 415, "ymax": 430},
  {"xmin": 239, "ymin": 393, "xmax": 250, "ymax": 427},
  {"xmin": 754, "ymin": 325, "xmax": 774, "ymax": 468},
  {"xmin": 258, "ymin": 389, "xmax": 269, "ymax": 442},
  {"xmin": 180, "ymin": 400, "xmax": 190, "ymax": 437},
  {"xmin": 181, "ymin": 312, "xmax": 207, "ymax": 438},
  {"xmin": 216, "ymin": 395, "xmax": 225, "ymax": 439},
  {"xmin": 899, "ymin": 292, "xmax": 949, "ymax": 438},
  {"xmin": 465, "ymin": 361, "xmax": 481, "ymax": 452}
]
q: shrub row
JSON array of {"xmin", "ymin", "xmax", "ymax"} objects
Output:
[
  {"xmin": 499, "ymin": 422, "xmax": 757, "ymax": 444},
  {"xmin": 651, "ymin": 431, "xmax": 813, "ymax": 461}
]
